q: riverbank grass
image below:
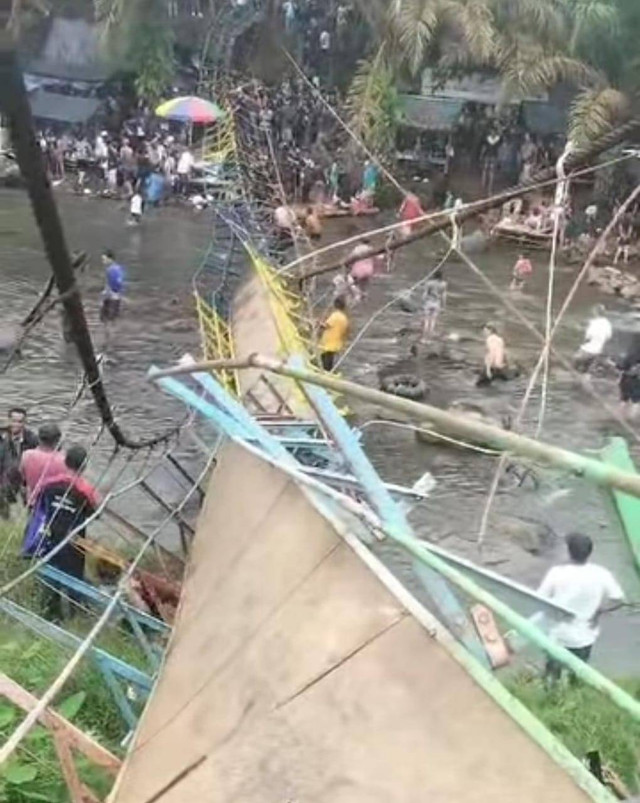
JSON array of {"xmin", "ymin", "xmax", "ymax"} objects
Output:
[{"xmin": 508, "ymin": 671, "xmax": 640, "ymax": 792}]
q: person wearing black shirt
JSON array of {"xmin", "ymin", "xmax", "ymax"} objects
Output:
[{"xmin": 0, "ymin": 407, "xmax": 37, "ymax": 519}]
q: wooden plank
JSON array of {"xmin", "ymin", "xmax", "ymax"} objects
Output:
[
  {"xmin": 52, "ymin": 728, "xmax": 87, "ymax": 803},
  {"xmin": 0, "ymin": 673, "xmax": 121, "ymax": 775}
]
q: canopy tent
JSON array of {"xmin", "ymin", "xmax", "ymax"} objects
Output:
[
  {"xmin": 29, "ymin": 90, "xmax": 101, "ymax": 125},
  {"xmin": 398, "ymin": 94, "xmax": 464, "ymax": 132}
]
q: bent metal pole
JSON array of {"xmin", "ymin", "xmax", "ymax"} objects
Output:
[{"xmin": 149, "ymin": 355, "xmax": 640, "ymax": 499}]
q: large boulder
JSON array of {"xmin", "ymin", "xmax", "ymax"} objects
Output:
[
  {"xmin": 492, "ymin": 514, "xmax": 556, "ymax": 555},
  {"xmin": 460, "ymin": 229, "xmax": 489, "ymax": 254}
]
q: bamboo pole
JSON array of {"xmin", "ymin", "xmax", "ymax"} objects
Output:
[
  {"xmin": 149, "ymin": 355, "xmax": 640, "ymax": 499},
  {"xmin": 159, "ymin": 394, "xmax": 640, "ymax": 725}
]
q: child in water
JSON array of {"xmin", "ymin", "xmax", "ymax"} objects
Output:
[{"xmin": 129, "ymin": 191, "xmax": 143, "ymax": 225}]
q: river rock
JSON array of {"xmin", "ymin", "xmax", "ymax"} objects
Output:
[
  {"xmin": 162, "ymin": 319, "xmax": 194, "ymax": 334},
  {"xmin": 0, "ymin": 326, "xmax": 19, "ymax": 352},
  {"xmin": 460, "ymin": 229, "xmax": 489, "ymax": 254},
  {"xmin": 0, "ymin": 154, "xmax": 22, "ymax": 188},
  {"xmin": 492, "ymin": 515, "xmax": 556, "ymax": 554},
  {"xmin": 588, "ymin": 265, "xmax": 640, "ymax": 298}
]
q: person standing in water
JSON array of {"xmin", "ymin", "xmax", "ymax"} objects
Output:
[
  {"xmin": 477, "ymin": 323, "xmax": 508, "ymax": 386},
  {"xmin": 100, "ymin": 249, "xmax": 125, "ymax": 327},
  {"xmin": 348, "ymin": 239, "xmax": 376, "ymax": 302},
  {"xmin": 421, "ymin": 269, "xmax": 447, "ymax": 340},
  {"xmin": 538, "ymin": 533, "xmax": 624, "ymax": 684},
  {"xmin": 398, "ymin": 193, "xmax": 424, "ymax": 238},
  {"xmin": 510, "ymin": 253, "xmax": 533, "ymax": 290},
  {"xmin": 319, "ymin": 297, "xmax": 349, "ymax": 372},
  {"xmin": 574, "ymin": 304, "xmax": 612, "ymax": 373}
]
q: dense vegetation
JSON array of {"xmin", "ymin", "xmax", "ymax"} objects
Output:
[
  {"xmin": 0, "ymin": 521, "xmax": 144, "ymax": 802},
  {"xmin": 508, "ymin": 671, "xmax": 640, "ymax": 792},
  {"xmin": 5, "ymin": 0, "xmax": 640, "ymax": 149}
]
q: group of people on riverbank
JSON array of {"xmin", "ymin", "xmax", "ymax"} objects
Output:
[
  {"xmin": 0, "ymin": 411, "xmax": 98, "ymax": 615},
  {"xmin": 38, "ymin": 122, "xmax": 198, "ymax": 217}
]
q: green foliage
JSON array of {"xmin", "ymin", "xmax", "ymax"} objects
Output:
[
  {"xmin": 0, "ymin": 621, "xmax": 124, "ymax": 803},
  {"xmin": 569, "ymin": 87, "xmax": 630, "ymax": 147},
  {"xmin": 0, "ymin": 521, "xmax": 151, "ymax": 802},
  {"xmin": 95, "ymin": 0, "xmax": 176, "ymax": 103},
  {"xmin": 351, "ymin": 0, "xmax": 639, "ymax": 149},
  {"xmin": 347, "ymin": 49, "xmax": 400, "ymax": 158},
  {"xmin": 508, "ymin": 671, "xmax": 640, "ymax": 792}
]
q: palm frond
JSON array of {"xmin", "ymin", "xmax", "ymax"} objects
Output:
[
  {"xmin": 347, "ymin": 50, "xmax": 399, "ymax": 156},
  {"xmin": 389, "ymin": 0, "xmax": 440, "ymax": 76},
  {"xmin": 569, "ymin": 87, "xmax": 630, "ymax": 146},
  {"xmin": 497, "ymin": 38, "xmax": 598, "ymax": 100},
  {"xmin": 441, "ymin": 0, "xmax": 496, "ymax": 64},
  {"xmin": 572, "ymin": 0, "xmax": 619, "ymax": 32}
]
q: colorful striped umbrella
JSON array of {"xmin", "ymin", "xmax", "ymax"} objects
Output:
[{"xmin": 155, "ymin": 96, "xmax": 225, "ymax": 124}]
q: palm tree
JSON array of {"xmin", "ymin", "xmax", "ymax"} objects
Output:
[
  {"xmin": 5, "ymin": 0, "xmax": 49, "ymax": 37},
  {"xmin": 347, "ymin": 0, "xmax": 633, "ymax": 155},
  {"xmin": 94, "ymin": 0, "xmax": 176, "ymax": 103}
]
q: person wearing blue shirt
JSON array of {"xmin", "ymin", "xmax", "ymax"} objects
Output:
[{"xmin": 100, "ymin": 249, "xmax": 125, "ymax": 324}]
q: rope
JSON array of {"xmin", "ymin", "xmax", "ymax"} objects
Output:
[
  {"xmin": 536, "ymin": 143, "xmax": 573, "ymax": 438},
  {"xmin": 474, "ymin": 182, "xmax": 640, "ymax": 549},
  {"xmin": 0, "ymin": 446, "xmax": 216, "ymax": 766},
  {"xmin": 0, "ymin": 440, "xmax": 175, "ymax": 600},
  {"xmin": 358, "ymin": 419, "xmax": 501, "ymax": 456},
  {"xmin": 334, "ymin": 246, "xmax": 453, "ymax": 371}
]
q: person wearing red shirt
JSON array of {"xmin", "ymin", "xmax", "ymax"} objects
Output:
[
  {"xmin": 510, "ymin": 253, "xmax": 533, "ymax": 290},
  {"xmin": 398, "ymin": 193, "xmax": 425, "ymax": 238},
  {"xmin": 20, "ymin": 423, "xmax": 66, "ymax": 507}
]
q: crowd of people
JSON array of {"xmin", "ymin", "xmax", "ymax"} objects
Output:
[
  {"xmin": 0, "ymin": 408, "xmax": 179, "ymax": 622},
  {"xmin": 37, "ymin": 117, "xmax": 198, "ymax": 218}
]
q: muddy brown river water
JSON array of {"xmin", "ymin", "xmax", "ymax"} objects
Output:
[
  {"xmin": 314, "ymin": 214, "xmax": 640, "ymax": 676},
  {"xmin": 1, "ymin": 189, "xmax": 638, "ymax": 674}
]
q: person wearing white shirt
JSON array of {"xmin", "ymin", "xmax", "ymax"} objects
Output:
[
  {"xmin": 129, "ymin": 192, "xmax": 143, "ymax": 225},
  {"xmin": 538, "ymin": 533, "xmax": 624, "ymax": 683},
  {"xmin": 176, "ymin": 148, "xmax": 194, "ymax": 196},
  {"xmin": 574, "ymin": 304, "xmax": 612, "ymax": 372}
]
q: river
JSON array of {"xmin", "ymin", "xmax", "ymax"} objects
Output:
[
  {"xmin": 1, "ymin": 188, "xmax": 638, "ymax": 674},
  {"xmin": 313, "ymin": 214, "xmax": 640, "ymax": 676},
  {"xmin": 0, "ymin": 188, "xmax": 213, "ymax": 552}
]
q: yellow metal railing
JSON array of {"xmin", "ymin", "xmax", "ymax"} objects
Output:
[
  {"xmin": 194, "ymin": 291, "xmax": 238, "ymax": 395},
  {"xmin": 201, "ymin": 112, "xmax": 237, "ymax": 166}
]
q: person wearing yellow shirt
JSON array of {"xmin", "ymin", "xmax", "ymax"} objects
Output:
[{"xmin": 319, "ymin": 297, "xmax": 349, "ymax": 372}]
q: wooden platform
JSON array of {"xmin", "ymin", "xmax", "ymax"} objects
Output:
[{"xmin": 109, "ymin": 444, "xmax": 593, "ymax": 802}]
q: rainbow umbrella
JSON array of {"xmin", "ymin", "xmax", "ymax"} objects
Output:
[{"xmin": 155, "ymin": 96, "xmax": 224, "ymax": 124}]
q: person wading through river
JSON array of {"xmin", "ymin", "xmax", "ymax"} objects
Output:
[
  {"xmin": 538, "ymin": 533, "xmax": 625, "ymax": 685},
  {"xmin": 477, "ymin": 323, "xmax": 509, "ymax": 386},
  {"xmin": 0, "ymin": 408, "xmax": 37, "ymax": 520},
  {"xmin": 574, "ymin": 304, "xmax": 612, "ymax": 373},
  {"xmin": 348, "ymin": 238, "xmax": 376, "ymax": 303},
  {"xmin": 101, "ymin": 249, "xmax": 125, "ymax": 339},
  {"xmin": 510, "ymin": 253, "xmax": 533, "ymax": 291},
  {"xmin": 398, "ymin": 192, "xmax": 424, "ymax": 239},
  {"xmin": 421, "ymin": 269, "xmax": 447, "ymax": 341},
  {"xmin": 319, "ymin": 297, "xmax": 349, "ymax": 372}
]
